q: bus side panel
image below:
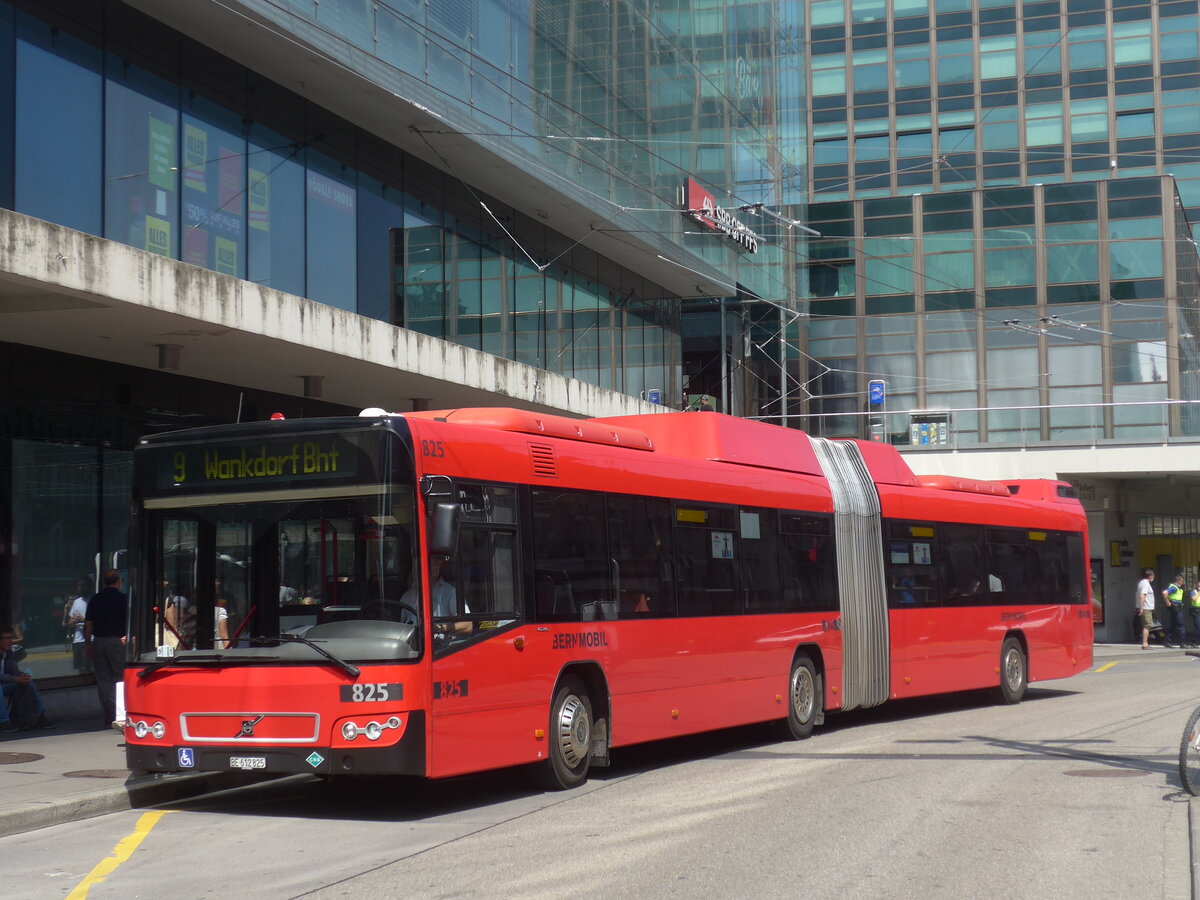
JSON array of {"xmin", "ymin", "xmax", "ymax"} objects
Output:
[
  {"xmin": 889, "ymin": 607, "xmax": 1003, "ymax": 699},
  {"xmin": 1031, "ymin": 604, "xmax": 1094, "ymax": 682},
  {"xmin": 603, "ymin": 616, "xmax": 839, "ymax": 747},
  {"xmin": 428, "ymin": 629, "xmax": 552, "ymax": 779},
  {"xmin": 889, "ymin": 604, "xmax": 1091, "ymax": 700},
  {"xmin": 427, "ymin": 616, "xmax": 841, "ymax": 779}
]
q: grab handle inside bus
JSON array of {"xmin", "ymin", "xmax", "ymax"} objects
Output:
[{"xmin": 430, "ymin": 502, "xmax": 460, "ymax": 556}]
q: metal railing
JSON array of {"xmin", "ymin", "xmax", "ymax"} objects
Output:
[{"xmin": 749, "ymin": 399, "xmax": 1200, "ymax": 451}]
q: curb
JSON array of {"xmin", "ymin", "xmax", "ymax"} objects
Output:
[{"xmin": 0, "ymin": 770, "xmax": 273, "ymax": 838}]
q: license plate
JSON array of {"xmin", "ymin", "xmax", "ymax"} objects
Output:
[{"xmin": 229, "ymin": 756, "xmax": 267, "ymax": 770}]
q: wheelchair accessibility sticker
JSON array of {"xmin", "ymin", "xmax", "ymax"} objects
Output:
[{"xmin": 178, "ymin": 748, "xmax": 195, "ymax": 768}]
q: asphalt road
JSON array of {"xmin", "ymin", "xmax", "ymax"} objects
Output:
[{"xmin": 5, "ymin": 647, "xmax": 1195, "ymax": 899}]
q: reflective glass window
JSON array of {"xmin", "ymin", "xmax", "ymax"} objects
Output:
[
  {"xmin": 854, "ymin": 63, "xmax": 889, "ymax": 92},
  {"xmin": 105, "ymin": 58, "xmax": 179, "ymax": 258},
  {"xmin": 14, "ymin": 18, "xmax": 102, "ymax": 234},
  {"xmin": 896, "ymin": 57, "xmax": 931, "ymax": 88},
  {"xmin": 181, "ymin": 96, "xmax": 246, "ymax": 278},
  {"xmin": 985, "ymin": 248, "xmax": 1035, "ymax": 287},
  {"xmin": 357, "ymin": 175, "xmax": 407, "ymax": 323},
  {"xmin": 1117, "ymin": 111, "xmax": 1154, "ymax": 138},
  {"xmin": 376, "ymin": 3, "xmax": 424, "ymax": 78},
  {"xmin": 925, "ymin": 251, "xmax": 975, "ymax": 291},
  {"xmin": 305, "ymin": 150, "xmax": 357, "ymax": 311},
  {"xmin": 811, "ymin": 0, "xmax": 846, "ymax": 26},
  {"xmin": 1069, "ymin": 41, "xmax": 1106, "ymax": 70},
  {"xmin": 1161, "ymin": 30, "xmax": 1200, "ymax": 61},
  {"xmin": 813, "ymin": 68, "xmax": 846, "ymax": 96},
  {"xmin": 1026, "ymin": 109, "xmax": 1063, "ymax": 146},
  {"xmin": 247, "ymin": 123, "xmax": 305, "ymax": 297},
  {"xmin": 1046, "ymin": 244, "xmax": 1098, "ymax": 283}
]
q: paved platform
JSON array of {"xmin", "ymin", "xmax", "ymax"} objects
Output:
[{"xmin": 0, "ymin": 643, "xmax": 1185, "ymax": 838}]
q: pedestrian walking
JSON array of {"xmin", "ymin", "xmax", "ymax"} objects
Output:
[
  {"xmin": 1135, "ymin": 567, "xmax": 1156, "ymax": 649},
  {"xmin": 85, "ymin": 569, "xmax": 128, "ymax": 726}
]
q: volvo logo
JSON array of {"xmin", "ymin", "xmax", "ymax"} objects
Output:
[{"xmin": 234, "ymin": 715, "xmax": 265, "ymax": 739}]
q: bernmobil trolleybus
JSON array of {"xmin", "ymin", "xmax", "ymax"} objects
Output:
[{"xmin": 123, "ymin": 408, "xmax": 1093, "ymax": 788}]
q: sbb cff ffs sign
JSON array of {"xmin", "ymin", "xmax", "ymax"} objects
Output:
[{"xmin": 684, "ymin": 178, "xmax": 762, "ymax": 254}]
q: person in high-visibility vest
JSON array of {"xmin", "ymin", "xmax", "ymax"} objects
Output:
[
  {"xmin": 1162, "ymin": 573, "xmax": 1187, "ymax": 649},
  {"xmin": 1189, "ymin": 580, "xmax": 1200, "ymax": 648}
]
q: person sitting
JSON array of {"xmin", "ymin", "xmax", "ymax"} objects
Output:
[{"xmin": 0, "ymin": 625, "xmax": 53, "ymax": 732}]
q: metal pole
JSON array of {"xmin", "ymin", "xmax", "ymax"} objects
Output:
[
  {"xmin": 720, "ymin": 297, "xmax": 727, "ymax": 414},
  {"xmin": 780, "ymin": 306, "xmax": 788, "ymax": 428}
]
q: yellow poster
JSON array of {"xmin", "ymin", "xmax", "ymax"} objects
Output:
[
  {"xmin": 184, "ymin": 124, "xmax": 208, "ymax": 193},
  {"xmin": 249, "ymin": 168, "xmax": 269, "ymax": 232},
  {"xmin": 215, "ymin": 237, "xmax": 238, "ymax": 275},
  {"xmin": 145, "ymin": 216, "xmax": 171, "ymax": 257}
]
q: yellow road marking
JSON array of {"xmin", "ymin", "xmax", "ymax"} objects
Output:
[
  {"xmin": 1094, "ymin": 662, "xmax": 1118, "ymax": 673},
  {"xmin": 66, "ymin": 810, "xmax": 171, "ymax": 899}
]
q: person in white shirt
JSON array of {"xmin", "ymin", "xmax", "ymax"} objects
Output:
[
  {"xmin": 63, "ymin": 579, "xmax": 92, "ymax": 673},
  {"xmin": 1136, "ymin": 568, "xmax": 1156, "ymax": 649}
]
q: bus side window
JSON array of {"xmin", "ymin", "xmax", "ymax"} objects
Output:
[
  {"xmin": 531, "ymin": 488, "xmax": 608, "ymax": 623},
  {"xmin": 607, "ymin": 495, "xmax": 674, "ymax": 618}
]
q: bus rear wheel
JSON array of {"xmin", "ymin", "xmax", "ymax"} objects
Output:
[
  {"xmin": 774, "ymin": 654, "xmax": 819, "ymax": 740},
  {"xmin": 536, "ymin": 675, "xmax": 593, "ymax": 790},
  {"xmin": 998, "ymin": 636, "xmax": 1027, "ymax": 704}
]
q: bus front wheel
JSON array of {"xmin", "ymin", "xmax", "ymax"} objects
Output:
[
  {"xmin": 536, "ymin": 675, "xmax": 593, "ymax": 790},
  {"xmin": 774, "ymin": 654, "xmax": 820, "ymax": 740},
  {"xmin": 998, "ymin": 636, "xmax": 1027, "ymax": 704}
]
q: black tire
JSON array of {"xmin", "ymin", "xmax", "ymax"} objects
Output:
[
  {"xmin": 535, "ymin": 675, "xmax": 593, "ymax": 790},
  {"xmin": 1179, "ymin": 705, "xmax": 1200, "ymax": 796},
  {"xmin": 774, "ymin": 654, "xmax": 820, "ymax": 740},
  {"xmin": 997, "ymin": 636, "xmax": 1027, "ymax": 704}
]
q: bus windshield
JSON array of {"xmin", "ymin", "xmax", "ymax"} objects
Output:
[{"xmin": 131, "ymin": 424, "xmax": 420, "ymax": 662}]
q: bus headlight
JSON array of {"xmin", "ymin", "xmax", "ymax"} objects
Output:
[
  {"xmin": 128, "ymin": 718, "xmax": 167, "ymax": 740},
  {"xmin": 339, "ymin": 716, "xmax": 403, "ymax": 742}
]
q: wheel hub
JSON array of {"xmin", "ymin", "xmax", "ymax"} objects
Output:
[
  {"xmin": 791, "ymin": 667, "xmax": 814, "ymax": 721},
  {"xmin": 555, "ymin": 695, "xmax": 590, "ymax": 767}
]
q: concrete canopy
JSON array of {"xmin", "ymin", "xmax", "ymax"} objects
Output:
[{"xmin": 0, "ymin": 209, "xmax": 659, "ymax": 419}]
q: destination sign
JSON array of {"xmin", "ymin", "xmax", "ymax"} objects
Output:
[{"xmin": 153, "ymin": 436, "xmax": 358, "ymax": 490}]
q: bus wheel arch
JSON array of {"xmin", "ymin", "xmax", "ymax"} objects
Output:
[
  {"xmin": 774, "ymin": 647, "xmax": 824, "ymax": 741},
  {"xmin": 535, "ymin": 664, "xmax": 608, "ymax": 790},
  {"xmin": 997, "ymin": 632, "xmax": 1028, "ymax": 704}
]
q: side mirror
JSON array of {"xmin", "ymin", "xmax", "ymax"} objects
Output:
[{"xmin": 430, "ymin": 503, "xmax": 460, "ymax": 556}]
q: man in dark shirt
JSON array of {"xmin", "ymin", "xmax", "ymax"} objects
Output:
[
  {"xmin": 0, "ymin": 626, "xmax": 53, "ymax": 732},
  {"xmin": 86, "ymin": 569, "xmax": 128, "ymax": 726}
]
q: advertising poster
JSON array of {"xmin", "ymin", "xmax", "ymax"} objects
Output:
[
  {"xmin": 145, "ymin": 215, "xmax": 171, "ymax": 257},
  {"xmin": 249, "ymin": 168, "xmax": 270, "ymax": 232},
  {"xmin": 184, "ymin": 124, "xmax": 208, "ymax": 193},
  {"xmin": 215, "ymin": 236, "xmax": 238, "ymax": 275},
  {"xmin": 148, "ymin": 118, "xmax": 176, "ymax": 191},
  {"xmin": 306, "ymin": 170, "xmax": 355, "ymax": 214}
]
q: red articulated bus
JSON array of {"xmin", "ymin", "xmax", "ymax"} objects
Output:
[{"xmin": 123, "ymin": 408, "xmax": 1093, "ymax": 788}]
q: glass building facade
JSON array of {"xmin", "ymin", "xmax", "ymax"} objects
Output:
[
  {"xmin": 791, "ymin": 0, "xmax": 1200, "ymax": 446},
  {"xmin": 0, "ymin": 0, "xmax": 806, "ymax": 406},
  {"xmin": 0, "ymin": 0, "xmax": 806, "ymax": 677}
]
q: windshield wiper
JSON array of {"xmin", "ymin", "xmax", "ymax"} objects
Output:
[
  {"xmin": 137, "ymin": 653, "xmax": 276, "ymax": 680},
  {"xmin": 270, "ymin": 633, "xmax": 361, "ymax": 678}
]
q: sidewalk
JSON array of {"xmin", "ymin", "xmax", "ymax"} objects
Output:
[
  {"xmin": 0, "ymin": 642, "xmax": 1179, "ymax": 839},
  {"xmin": 0, "ymin": 706, "xmax": 260, "ymax": 839}
]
